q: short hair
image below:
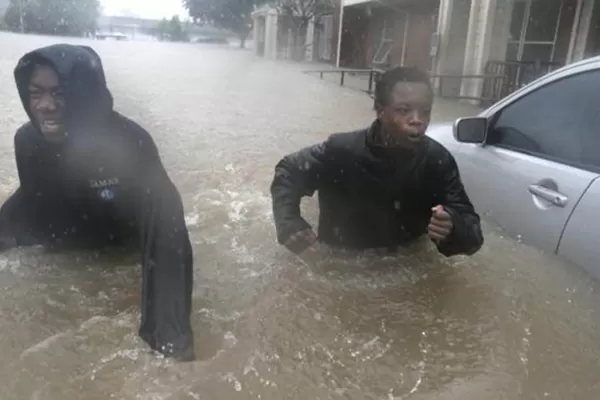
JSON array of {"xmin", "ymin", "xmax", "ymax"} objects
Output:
[{"xmin": 374, "ymin": 66, "xmax": 433, "ymax": 109}]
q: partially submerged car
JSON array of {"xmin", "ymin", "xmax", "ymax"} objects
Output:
[{"xmin": 427, "ymin": 56, "xmax": 600, "ymax": 280}]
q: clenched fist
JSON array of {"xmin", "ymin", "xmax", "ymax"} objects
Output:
[{"xmin": 428, "ymin": 205, "xmax": 453, "ymax": 242}]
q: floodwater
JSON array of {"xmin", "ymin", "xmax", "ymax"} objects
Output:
[{"xmin": 1, "ymin": 33, "xmax": 599, "ymax": 400}]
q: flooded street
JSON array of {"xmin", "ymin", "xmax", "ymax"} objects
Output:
[{"xmin": 1, "ymin": 33, "xmax": 600, "ymax": 399}]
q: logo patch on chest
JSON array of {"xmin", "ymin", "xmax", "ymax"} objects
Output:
[
  {"xmin": 89, "ymin": 178, "xmax": 120, "ymax": 201},
  {"xmin": 99, "ymin": 188, "xmax": 116, "ymax": 201}
]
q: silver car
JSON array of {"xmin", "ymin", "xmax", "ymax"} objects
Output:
[{"xmin": 427, "ymin": 56, "xmax": 600, "ymax": 280}]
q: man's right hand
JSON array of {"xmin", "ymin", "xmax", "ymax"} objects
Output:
[{"xmin": 284, "ymin": 228, "xmax": 318, "ymax": 254}]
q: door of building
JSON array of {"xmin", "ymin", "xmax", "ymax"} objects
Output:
[{"xmin": 372, "ymin": 11, "xmax": 395, "ymax": 68}]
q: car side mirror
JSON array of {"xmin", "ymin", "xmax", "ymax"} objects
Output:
[{"xmin": 453, "ymin": 117, "xmax": 487, "ymax": 144}]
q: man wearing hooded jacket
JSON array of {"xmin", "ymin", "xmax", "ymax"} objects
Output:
[
  {"xmin": 271, "ymin": 67, "xmax": 484, "ymax": 257},
  {"xmin": 0, "ymin": 44, "xmax": 195, "ymax": 361}
]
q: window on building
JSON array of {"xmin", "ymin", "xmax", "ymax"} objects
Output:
[
  {"xmin": 489, "ymin": 70, "xmax": 600, "ymax": 171},
  {"xmin": 521, "ymin": 43, "xmax": 554, "ymax": 62},
  {"xmin": 584, "ymin": 0, "xmax": 600, "ymax": 57},
  {"xmin": 526, "ymin": 0, "xmax": 562, "ymax": 42},
  {"xmin": 318, "ymin": 15, "xmax": 333, "ymax": 61},
  {"xmin": 506, "ymin": 42, "xmax": 520, "ymax": 61},
  {"xmin": 372, "ymin": 10, "xmax": 395, "ymax": 67},
  {"xmin": 506, "ymin": 0, "xmax": 562, "ymax": 63},
  {"xmin": 509, "ymin": 0, "xmax": 527, "ymax": 42},
  {"xmin": 373, "ymin": 40, "xmax": 393, "ymax": 66}
]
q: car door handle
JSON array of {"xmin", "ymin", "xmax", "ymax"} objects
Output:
[{"xmin": 528, "ymin": 184, "xmax": 568, "ymax": 207}]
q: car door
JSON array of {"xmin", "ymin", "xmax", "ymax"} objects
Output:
[
  {"xmin": 454, "ymin": 67, "xmax": 600, "ymax": 254},
  {"xmin": 558, "ymin": 177, "xmax": 600, "ymax": 280}
]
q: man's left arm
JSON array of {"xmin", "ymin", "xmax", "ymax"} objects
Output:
[
  {"xmin": 129, "ymin": 125, "xmax": 195, "ymax": 361},
  {"xmin": 430, "ymin": 151, "xmax": 484, "ymax": 257}
]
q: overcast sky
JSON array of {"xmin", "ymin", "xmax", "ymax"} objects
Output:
[{"xmin": 101, "ymin": 0, "xmax": 189, "ymax": 20}]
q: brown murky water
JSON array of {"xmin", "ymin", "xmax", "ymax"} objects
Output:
[{"xmin": 1, "ymin": 33, "xmax": 599, "ymax": 400}]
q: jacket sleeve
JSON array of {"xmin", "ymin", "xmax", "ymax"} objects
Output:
[
  {"xmin": 270, "ymin": 138, "xmax": 332, "ymax": 244},
  {"xmin": 433, "ymin": 150, "xmax": 484, "ymax": 257},
  {"xmin": 134, "ymin": 133, "xmax": 195, "ymax": 361},
  {"xmin": 0, "ymin": 127, "xmax": 41, "ymax": 249}
]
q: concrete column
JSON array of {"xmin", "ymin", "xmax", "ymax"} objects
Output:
[
  {"xmin": 305, "ymin": 17, "xmax": 316, "ymax": 62},
  {"xmin": 287, "ymin": 28, "xmax": 294, "ymax": 59},
  {"xmin": 265, "ymin": 9, "xmax": 279, "ymax": 59},
  {"xmin": 457, "ymin": 0, "xmax": 512, "ymax": 100},
  {"xmin": 434, "ymin": 0, "xmax": 454, "ymax": 74},
  {"xmin": 488, "ymin": 0, "xmax": 513, "ymax": 61},
  {"xmin": 460, "ymin": 0, "xmax": 497, "ymax": 99},
  {"xmin": 571, "ymin": 0, "xmax": 595, "ymax": 61},
  {"xmin": 252, "ymin": 16, "xmax": 260, "ymax": 55},
  {"xmin": 434, "ymin": 0, "xmax": 472, "ymax": 96}
]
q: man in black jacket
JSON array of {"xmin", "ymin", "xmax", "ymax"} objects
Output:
[
  {"xmin": 0, "ymin": 44, "xmax": 194, "ymax": 361},
  {"xmin": 271, "ymin": 67, "xmax": 483, "ymax": 256}
]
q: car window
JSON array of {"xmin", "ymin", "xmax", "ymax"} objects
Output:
[{"xmin": 488, "ymin": 69, "xmax": 600, "ymax": 171}]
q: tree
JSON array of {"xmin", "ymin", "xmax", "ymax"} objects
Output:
[
  {"xmin": 277, "ymin": 0, "xmax": 335, "ymax": 21},
  {"xmin": 146, "ymin": 16, "xmax": 190, "ymax": 42},
  {"xmin": 275, "ymin": 0, "xmax": 335, "ymax": 60},
  {"xmin": 167, "ymin": 15, "xmax": 189, "ymax": 42},
  {"xmin": 183, "ymin": 0, "xmax": 260, "ymax": 48},
  {"xmin": 144, "ymin": 18, "xmax": 168, "ymax": 41},
  {"xmin": 4, "ymin": 0, "xmax": 99, "ymax": 36}
]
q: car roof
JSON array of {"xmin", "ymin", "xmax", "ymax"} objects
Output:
[{"xmin": 552, "ymin": 55, "xmax": 600, "ymax": 76}]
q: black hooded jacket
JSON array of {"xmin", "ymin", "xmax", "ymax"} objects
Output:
[
  {"xmin": 1, "ymin": 44, "xmax": 195, "ymax": 360},
  {"xmin": 270, "ymin": 121, "xmax": 484, "ymax": 256}
]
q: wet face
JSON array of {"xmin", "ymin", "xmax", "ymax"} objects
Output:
[
  {"xmin": 377, "ymin": 81, "xmax": 433, "ymax": 149},
  {"xmin": 28, "ymin": 64, "xmax": 67, "ymax": 143}
]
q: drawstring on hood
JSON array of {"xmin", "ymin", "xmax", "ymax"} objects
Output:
[{"xmin": 14, "ymin": 44, "xmax": 114, "ymax": 140}]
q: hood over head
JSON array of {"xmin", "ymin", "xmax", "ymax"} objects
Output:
[{"xmin": 14, "ymin": 44, "xmax": 114, "ymax": 138}]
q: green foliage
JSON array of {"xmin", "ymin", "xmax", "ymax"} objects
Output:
[
  {"xmin": 183, "ymin": 0, "xmax": 261, "ymax": 47},
  {"xmin": 4, "ymin": 0, "xmax": 99, "ymax": 36},
  {"xmin": 168, "ymin": 15, "xmax": 189, "ymax": 42},
  {"xmin": 147, "ymin": 15, "xmax": 190, "ymax": 42},
  {"xmin": 276, "ymin": 0, "xmax": 336, "ymax": 21}
]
